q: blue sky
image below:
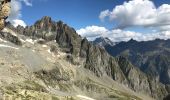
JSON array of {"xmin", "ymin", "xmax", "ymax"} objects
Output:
[
  {"xmin": 21, "ymin": 0, "xmax": 123, "ymax": 29},
  {"xmin": 9, "ymin": 0, "xmax": 170, "ymax": 42},
  {"xmin": 20, "ymin": 0, "xmax": 169, "ymax": 29}
]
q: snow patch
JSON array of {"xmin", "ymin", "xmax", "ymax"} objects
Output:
[
  {"xmin": 2, "ymin": 28, "xmax": 17, "ymax": 37},
  {"xmin": 47, "ymin": 49, "xmax": 56, "ymax": 57},
  {"xmin": 47, "ymin": 58, "xmax": 51, "ymax": 61},
  {"xmin": 34, "ymin": 40, "xmax": 38, "ymax": 43},
  {"xmin": 32, "ymin": 50, "xmax": 35, "ymax": 52},
  {"xmin": 26, "ymin": 39, "xmax": 34, "ymax": 44},
  {"xmin": 47, "ymin": 49, "xmax": 51, "ymax": 53},
  {"xmin": 0, "ymin": 38, "xmax": 7, "ymax": 43},
  {"xmin": 56, "ymin": 53, "xmax": 61, "ymax": 57},
  {"xmin": 76, "ymin": 95, "xmax": 95, "ymax": 100},
  {"xmin": 42, "ymin": 45, "xmax": 47, "ymax": 48},
  {"xmin": 0, "ymin": 44, "xmax": 19, "ymax": 49},
  {"xmin": 20, "ymin": 38, "xmax": 26, "ymax": 43},
  {"xmin": 39, "ymin": 38, "xmax": 44, "ymax": 41}
]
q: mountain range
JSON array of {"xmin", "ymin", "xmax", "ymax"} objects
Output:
[
  {"xmin": 93, "ymin": 37, "xmax": 170, "ymax": 99},
  {"xmin": 99, "ymin": 38, "xmax": 170, "ymax": 84},
  {"xmin": 0, "ymin": 16, "xmax": 169, "ymax": 100}
]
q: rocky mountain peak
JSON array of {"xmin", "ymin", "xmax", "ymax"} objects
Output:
[
  {"xmin": 42, "ymin": 16, "xmax": 52, "ymax": 21},
  {"xmin": 34, "ymin": 16, "xmax": 56, "ymax": 31},
  {"xmin": 128, "ymin": 38, "xmax": 138, "ymax": 43},
  {"xmin": 36, "ymin": 16, "xmax": 52, "ymax": 24},
  {"xmin": 92, "ymin": 37, "xmax": 116, "ymax": 47},
  {"xmin": 57, "ymin": 20, "xmax": 64, "ymax": 26}
]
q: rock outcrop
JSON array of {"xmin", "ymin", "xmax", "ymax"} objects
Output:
[
  {"xmin": 0, "ymin": 0, "xmax": 11, "ymax": 30},
  {"xmin": 164, "ymin": 94, "xmax": 170, "ymax": 100},
  {"xmin": 0, "ymin": 31, "xmax": 22, "ymax": 45}
]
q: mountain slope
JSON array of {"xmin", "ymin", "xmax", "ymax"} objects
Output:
[{"xmin": 0, "ymin": 16, "xmax": 166, "ymax": 99}]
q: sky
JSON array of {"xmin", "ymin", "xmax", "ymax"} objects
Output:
[{"xmin": 8, "ymin": 0, "xmax": 170, "ymax": 42}]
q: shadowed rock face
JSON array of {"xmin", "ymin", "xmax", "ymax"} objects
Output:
[
  {"xmin": 8, "ymin": 16, "xmax": 168, "ymax": 99},
  {"xmin": 164, "ymin": 94, "xmax": 170, "ymax": 100},
  {"xmin": 55, "ymin": 21, "xmax": 82, "ymax": 56},
  {"xmin": 0, "ymin": 32, "xmax": 22, "ymax": 45},
  {"xmin": 116, "ymin": 56, "xmax": 168, "ymax": 99}
]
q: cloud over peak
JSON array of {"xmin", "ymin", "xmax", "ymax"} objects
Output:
[
  {"xmin": 77, "ymin": 25, "xmax": 170, "ymax": 42},
  {"xmin": 77, "ymin": 26, "xmax": 108, "ymax": 40},
  {"xmin": 99, "ymin": 0, "xmax": 170, "ymax": 31}
]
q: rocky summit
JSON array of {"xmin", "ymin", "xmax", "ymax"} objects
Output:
[
  {"xmin": 91, "ymin": 37, "xmax": 117, "ymax": 47},
  {"xmin": 0, "ymin": 16, "xmax": 167, "ymax": 100}
]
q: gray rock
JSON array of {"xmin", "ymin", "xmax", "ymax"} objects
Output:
[{"xmin": 0, "ymin": 32, "xmax": 22, "ymax": 45}]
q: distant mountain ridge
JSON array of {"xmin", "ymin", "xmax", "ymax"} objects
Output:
[
  {"xmin": 92, "ymin": 37, "xmax": 117, "ymax": 47},
  {"xmin": 100, "ymin": 38, "xmax": 170, "ymax": 90}
]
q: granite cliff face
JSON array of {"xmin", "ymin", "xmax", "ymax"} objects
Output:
[{"xmin": 0, "ymin": 16, "xmax": 168, "ymax": 99}]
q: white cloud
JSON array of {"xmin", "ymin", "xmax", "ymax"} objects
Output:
[
  {"xmin": 99, "ymin": 0, "xmax": 170, "ymax": 31},
  {"xmin": 77, "ymin": 26, "xmax": 108, "ymax": 40},
  {"xmin": 8, "ymin": 0, "xmax": 22, "ymax": 20},
  {"xmin": 77, "ymin": 25, "xmax": 170, "ymax": 42},
  {"xmin": 20, "ymin": 0, "xmax": 32, "ymax": 6},
  {"xmin": 11, "ymin": 19, "xmax": 26, "ymax": 27},
  {"xmin": 99, "ymin": 10, "xmax": 110, "ymax": 22},
  {"xmin": 7, "ymin": 0, "xmax": 32, "ymax": 27}
]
